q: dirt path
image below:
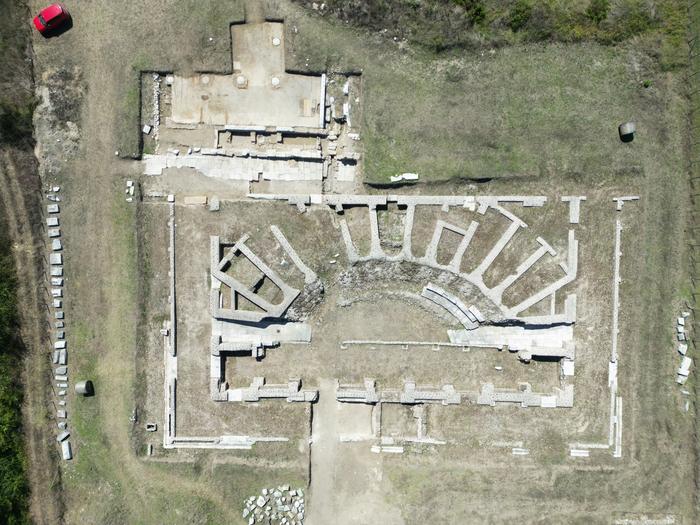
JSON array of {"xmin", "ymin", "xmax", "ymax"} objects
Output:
[
  {"xmin": 56, "ymin": 32, "xmax": 233, "ymax": 525},
  {"xmin": 0, "ymin": 151, "xmax": 64, "ymax": 525},
  {"xmin": 26, "ymin": 1, "xmax": 246, "ymax": 520},
  {"xmin": 307, "ymin": 377, "xmax": 405, "ymax": 525},
  {"xmin": 308, "ymin": 379, "xmax": 339, "ymax": 524}
]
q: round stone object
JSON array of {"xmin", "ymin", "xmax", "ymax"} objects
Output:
[
  {"xmin": 618, "ymin": 122, "xmax": 635, "ymax": 142},
  {"xmin": 272, "ymin": 37, "xmax": 281, "ymax": 46},
  {"xmin": 271, "ymin": 76, "xmax": 281, "ymax": 87},
  {"xmin": 75, "ymin": 380, "xmax": 94, "ymax": 396}
]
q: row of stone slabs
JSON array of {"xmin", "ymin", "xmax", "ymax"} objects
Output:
[
  {"xmin": 47, "ymin": 197, "xmax": 72, "ymax": 461},
  {"xmin": 209, "ymin": 369, "xmax": 573, "ymax": 408},
  {"xmin": 336, "ymin": 378, "xmax": 573, "ymax": 408}
]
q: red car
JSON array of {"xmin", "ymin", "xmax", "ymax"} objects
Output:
[{"xmin": 33, "ymin": 3, "xmax": 70, "ymax": 34}]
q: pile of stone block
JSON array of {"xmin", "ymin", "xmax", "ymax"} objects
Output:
[
  {"xmin": 125, "ymin": 180, "xmax": 136, "ymax": 203},
  {"xmin": 242, "ymin": 486, "xmax": 305, "ymax": 524},
  {"xmin": 389, "ymin": 172, "xmax": 419, "ymax": 183},
  {"xmin": 676, "ymin": 313, "xmax": 689, "ymax": 342},
  {"xmin": 675, "ymin": 312, "xmax": 692, "ymax": 385},
  {"xmin": 677, "ymin": 356, "xmax": 692, "ymax": 385}
]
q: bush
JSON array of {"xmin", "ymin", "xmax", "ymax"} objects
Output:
[
  {"xmin": 612, "ymin": 0, "xmax": 657, "ymax": 40},
  {"xmin": 300, "ymin": 0, "xmax": 685, "ymax": 56},
  {"xmin": 452, "ymin": 0, "xmax": 487, "ymax": 25},
  {"xmin": 0, "ymin": 99, "xmax": 36, "ymax": 147},
  {"xmin": 586, "ymin": 0, "xmax": 610, "ymax": 25},
  {"xmin": 508, "ymin": 0, "xmax": 532, "ymax": 32},
  {"xmin": 525, "ymin": 3, "xmax": 557, "ymax": 41}
]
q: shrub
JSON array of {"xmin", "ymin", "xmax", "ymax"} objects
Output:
[
  {"xmin": 525, "ymin": 3, "xmax": 557, "ymax": 41},
  {"xmin": 0, "ymin": 99, "xmax": 35, "ymax": 147},
  {"xmin": 452, "ymin": 0, "xmax": 487, "ymax": 25},
  {"xmin": 508, "ymin": 0, "xmax": 533, "ymax": 32},
  {"xmin": 612, "ymin": 0, "xmax": 657, "ymax": 40},
  {"xmin": 586, "ymin": 0, "xmax": 611, "ymax": 26}
]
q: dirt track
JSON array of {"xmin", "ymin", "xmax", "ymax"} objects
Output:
[{"xmin": 0, "ymin": 149, "xmax": 64, "ymax": 525}]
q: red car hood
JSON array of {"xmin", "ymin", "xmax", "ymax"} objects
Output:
[{"xmin": 41, "ymin": 4, "xmax": 63, "ymax": 22}]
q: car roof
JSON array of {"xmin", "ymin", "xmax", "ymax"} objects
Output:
[{"xmin": 41, "ymin": 4, "xmax": 63, "ymax": 20}]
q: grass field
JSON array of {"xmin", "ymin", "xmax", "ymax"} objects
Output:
[
  {"xmin": 0, "ymin": 204, "xmax": 29, "ymax": 525},
  {"xmin": 688, "ymin": 1, "xmax": 700, "ymax": 517},
  {"xmin": 285, "ymin": 3, "xmax": 687, "ymax": 183}
]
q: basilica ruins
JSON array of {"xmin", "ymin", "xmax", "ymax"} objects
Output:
[{"xmin": 133, "ymin": 18, "xmax": 641, "ymax": 523}]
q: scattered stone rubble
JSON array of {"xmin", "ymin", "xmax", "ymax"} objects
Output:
[
  {"xmin": 152, "ymin": 73, "xmax": 161, "ymax": 142},
  {"xmin": 676, "ymin": 312, "xmax": 692, "ymax": 385},
  {"xmin": 242, "ymin": 486, "xmax": 305, "ymax": 525},
  {"xmin": 125, "ymin": 179, "xmax": 135, "ymax": 202},
  {"xmin": 285, "ymin": 279, "xmax": 324, "ymax": 321}
]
